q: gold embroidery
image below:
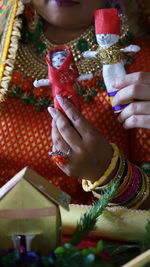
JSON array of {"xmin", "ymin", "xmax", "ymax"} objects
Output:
[{"xmin": 97, "ymin": 44, "xmax": 122, "ymax": 65}]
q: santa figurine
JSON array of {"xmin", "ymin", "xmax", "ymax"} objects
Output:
[
  {"xmin": 34, "ymin": 45, "xmax": 92, "ymax": 113},
  {"xmin": 83, "ymin": 8, "xmax": 140, "ymax": 113}
]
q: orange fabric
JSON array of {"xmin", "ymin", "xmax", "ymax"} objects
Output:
[{"xmin": 0, "ymin": 38, "xmax": 150, "ymax": 204}]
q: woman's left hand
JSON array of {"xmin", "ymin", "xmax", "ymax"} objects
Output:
[
  {"xmin": 48, "ymin": 95, "xmax": 113, "ymax": 181},
  {"xmin": 112, "ymin": 72, "xmax": 150, "ymax": 129}
]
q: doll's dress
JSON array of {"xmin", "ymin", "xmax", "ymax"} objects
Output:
[{"xmin": 46, "ymin": 45, "xmax": 81, "ymax": 113}]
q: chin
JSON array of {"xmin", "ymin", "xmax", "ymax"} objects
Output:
[
  {"xmin": 41, "ymin": 3, "xmax": 94, "ymax": 30},
  {"xmin": 45, "ymin": 16, "xmax": 89, "ymax": 30}
]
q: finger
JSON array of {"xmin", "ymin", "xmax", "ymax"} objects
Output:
[
  {"xmin": 55, "ymin": 95, "xmax": 98, "ymax": 139},
  {"xmin": 111, "ymin": 72, "xmax": 150, "ymax": 89},
  {"xmin": 123, "ymin": 115, "xmax": 150, "ymax": 129},
  {"xmin": 48, "ymin": 107, "xmax": 82, "ymax": 150},
  {"xmin": 51, "ymin": 144, "xmax": 66, "ymax": 172},
  {"xmin": 112, "ymin": 84, "xmax": 150, "ymax": 106},
  {"xmin": 118, "ymin": 101, "xmax": 150, "ymax": 123},
  {"xmin": 52, "ymin": 144, "xmax": 56, "ymax": 152},
  {"xmin": 51, "ymin": 119, "xmax": 69, "ymax": 153},
  {"xmin": 52, "ymin": 144, "xmax": 72, "ymax": 176}
]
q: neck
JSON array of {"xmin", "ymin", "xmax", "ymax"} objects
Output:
[{"xmin": 43, "ymin": 22, "xmax": 90, "ymax": 44}]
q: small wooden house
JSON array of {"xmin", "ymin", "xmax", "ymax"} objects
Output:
[{"xmin": 0, "ymin": 167, "xmax": 71, "ymax": 254}]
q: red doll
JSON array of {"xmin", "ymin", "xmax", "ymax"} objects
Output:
[{"xmin": 34, "ymin": 45, "xmax": 85, "ymax": 113}]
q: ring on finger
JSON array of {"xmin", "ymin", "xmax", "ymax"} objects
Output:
[{"xmin": 48, "ymin": 147, "xmax": 72, "ymax": 166}]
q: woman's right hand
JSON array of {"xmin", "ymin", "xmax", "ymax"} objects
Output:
[
  {"xmin": 112, "ymin": 72, "xmax": 150, "ymax": 129},
  {"xmin": 48, "ymin": 95, "xmax": 113, "ymax": 182}
]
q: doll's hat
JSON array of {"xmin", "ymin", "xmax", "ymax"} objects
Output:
[
  {"xmin": 0, "ymin": 0, "xmax": 24, "ymax": 101},
  {"xmin": 94, "ymin": 8, "xmax": 121, "ymax": 35}
]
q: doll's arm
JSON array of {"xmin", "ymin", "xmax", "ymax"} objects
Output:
[
  {"xmin": 77, "ymin": 73, "xmax": 93, "ymax": 82},
  {"xmin": 83, "ymin": 51, "xmax": 98, "ymax": 58},
  {"xmin": 121, "ymin": 45, "xmax": 141, "ymax": 53},
  {"xmin": 33, "ymin": 79, "xmax": 50, "ymax": 87}
]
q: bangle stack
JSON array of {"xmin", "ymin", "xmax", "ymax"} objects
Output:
[
  {"xmin": 82, "ymin": 143, "xmax": 150, "ymax": 209},
  {"xmin": 125, "ymin": 170, "xmax": 150, "ymax": 209},
  {"xmin": 111, "ymin": 164, "xmax": 141, "ymax": 205}
]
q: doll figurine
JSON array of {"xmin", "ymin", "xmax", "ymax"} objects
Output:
[
  {"xmin": 34, "ymin": 45, "xmax": 92, "ymax": 113},
  {"xmin": 83, "ymin": 8, "xmax": 140, "ymax": 113}
]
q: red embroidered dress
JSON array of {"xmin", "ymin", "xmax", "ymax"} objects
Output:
[
  {"xmin": 0, "ymin": 38, "xmax": 150, "ymax": 204},
  {"xmin": 46, "ymin": 45, "xmax": 81, "ymax": 113}
]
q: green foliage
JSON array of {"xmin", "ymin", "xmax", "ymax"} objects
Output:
[
  {"xmin": 141, "ymin": 212, "xmax": 150, "ymax": 252},
  {"xmin": 54, "ymin": 242, "xmax": 114, "ymax": 267},
  {"xmin": 70, "ymin": 182, "xmax": 119, "ymax": 246},
  {"xmin": 103, "ymin": 211, "xmax": 150, "ymax": 266},
  {"xmin": 103, "ymin": 241, "xmax": 140, "ymax": 266}
]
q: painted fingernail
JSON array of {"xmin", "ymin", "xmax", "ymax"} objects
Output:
[
  {"xmin": 48, "ymin": 107, "xmax": 56, "ymax": 118},
  {"xmin": 56, "ymin": 95, "xmax": 64, "ymax": 105}
]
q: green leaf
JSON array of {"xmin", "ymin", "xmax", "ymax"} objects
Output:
[
  {"xmin": 71, "ymin": 182, "xmax": 119, "ymax": 245},
  {"xmin": 141, "ymin": 211, "xmax": 150, "ymax": 251},
  {"xmin": 111, "ymin": 244, "xmax": 140, "ymax": 256},
  {"xmin": 81, "ymin": 240, "xmax": 103, "ymax": 255},
  {"xmin": 54, "ymin": 246, "xmax": 66, "ymax": 254},
  {"xmin": 103, "ymin": 240, "xmax": 141, "ymax": 265}
]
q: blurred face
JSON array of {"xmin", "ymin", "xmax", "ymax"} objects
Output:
[
  {"xmin": 96, "ymin": 34, "xmax": 119, "ymax": 47},
  {"xmin": 31, "ymin": 0, "xmax": 106, "ymax": 30},
  {"xmin": 51, "ymin": 52, "xmax": 67, "ymax": 68}
]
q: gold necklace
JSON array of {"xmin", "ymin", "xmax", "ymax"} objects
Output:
[
  {"xmin": 16, "ymin": 25, "xmax": 102, "ymax": 80},
  {"xmin": 16, "ymin": 12, "xmax": 129, "ymax": 81},
  {"xmin": 11, "ymin": 20, "xmax": 132, "ymax": 110},
  {"xmin": 40, "ymin": 27, "xmax": 101, "ymax": 74}
]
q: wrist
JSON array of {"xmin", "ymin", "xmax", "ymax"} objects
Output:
[
  {"xmin": 89, "ymin": 142, "xmax": 114, "ymax": 183},
  {"xmin": 82, "ymin": 143, "xmax": 120, "ymax": 191}
]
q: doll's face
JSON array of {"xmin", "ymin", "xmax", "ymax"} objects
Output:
[
  {"xmin": 31, "ymin": 0, "xmax": 106, "ymax": 30},
  {"xmin": 51, "ymin": 51, "xmax": 67, "ymax": 69},
  {"xmin": 96, "ymin": 34, "xmax": 119, "ymax": 48}
]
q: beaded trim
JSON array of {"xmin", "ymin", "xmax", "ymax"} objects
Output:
[
  {"xmin": 69, "ymin": 204, "xmax": 149, "ymax": 213},
  {"xmin": 0, "ymin": 0, "xmax": 24, "ymax": 101}
]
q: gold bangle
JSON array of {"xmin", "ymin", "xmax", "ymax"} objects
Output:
[
  {"xmin": 114, "ymin": 161, "xmax": 132, "ymax": 199},
  {"xmin": 125, "ymin": 169, "xmax": 145, "ymax": 208},
  {"xmin": 92, "ymin": 153, "xmax": 127, "ymax": 200},
  {"xmin": 94, "ymin": 152, "xmax": 126, "ymax": 191},
  {"xmin": 82, "ymin": 143, "xmax": 119, "ymax": 192}
]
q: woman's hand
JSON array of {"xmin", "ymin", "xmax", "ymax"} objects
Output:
[
  {"xmin": 48, "ymin": 95, "xmax": 113, "ymax": 181},
  {"xmin": 112, "ymin": 72, "xmax": 150, "ymax": 129}
]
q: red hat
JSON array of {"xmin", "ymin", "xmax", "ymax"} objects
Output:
[{"xmin": 94, "ymin": 8, "xmax": 121, "ymax": 35}]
